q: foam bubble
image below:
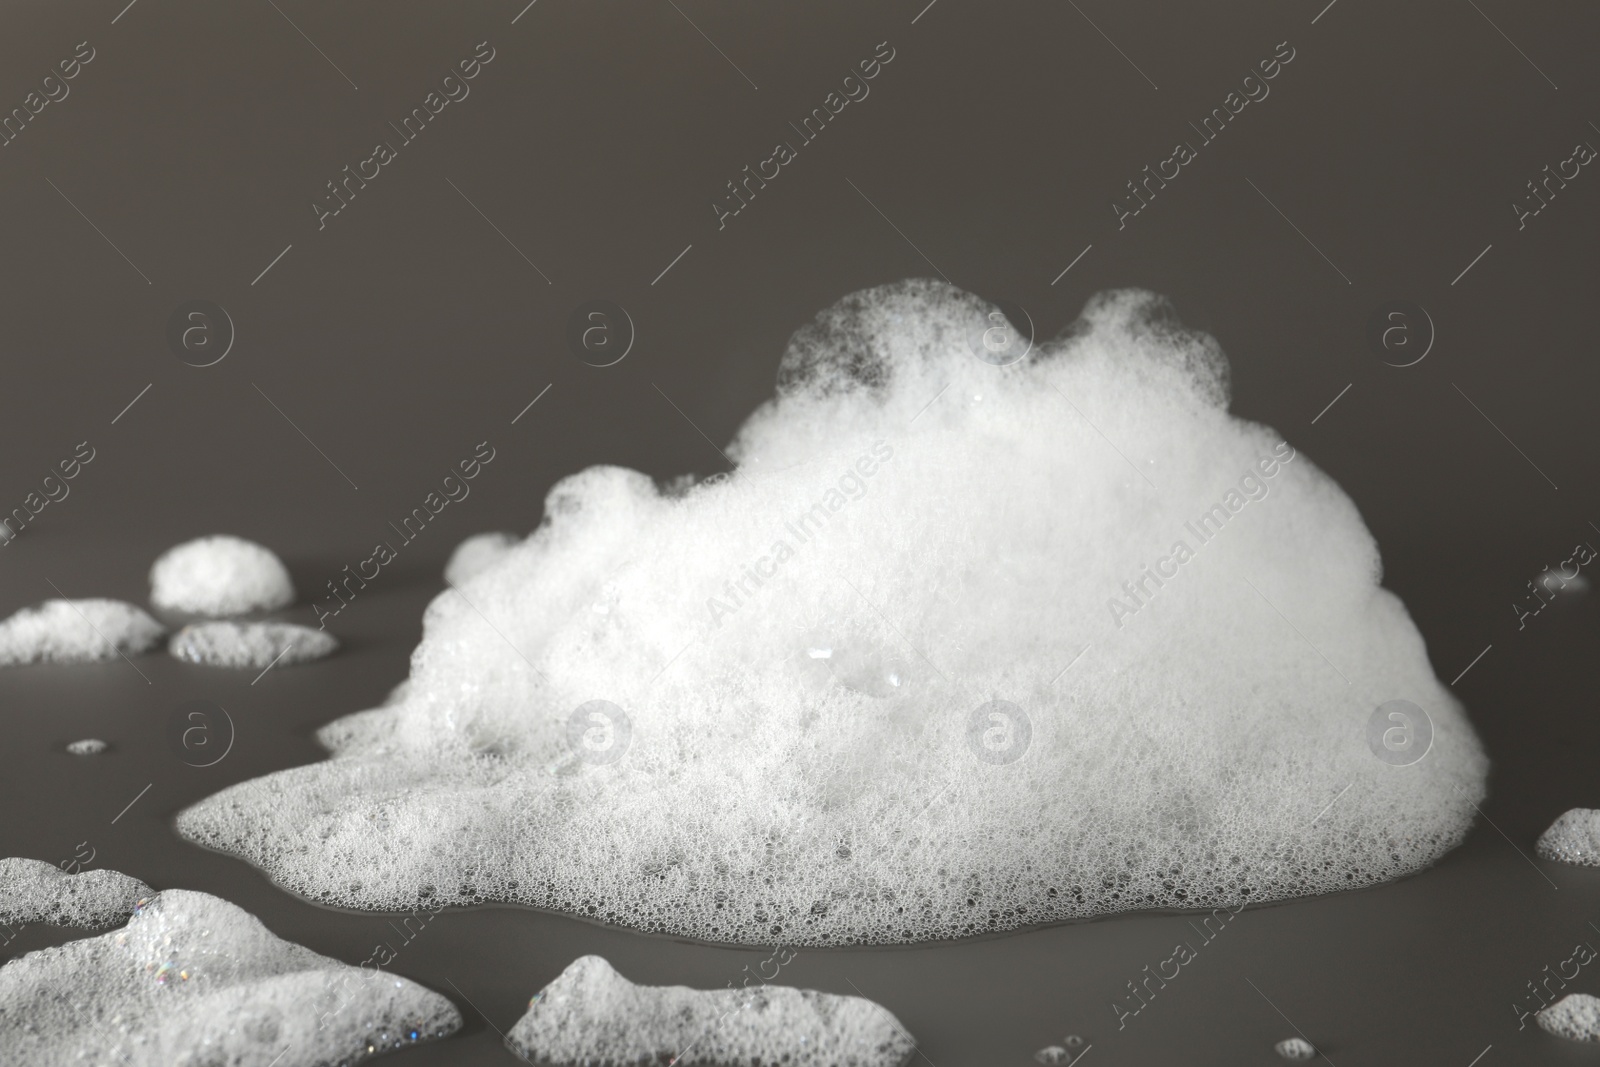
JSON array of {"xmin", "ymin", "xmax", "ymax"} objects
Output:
[
  {"xmin": 0, "ymin": 888, "xmax": 460, "ymax": 1064},
  {"xmin": 0, "ymin": 600, "xmax": 164, "ymax": 667},
  {"xmin": 444, "ymin": 531, "xmax": 519, "ymax": 585},
  {"xmin": 178, "ymin": 281, "xmax": 1487, "ymax": 945},
  {"xmin": 506, "ymin": 955, "xmax": 913, "ymax": 1067},
  {"xmin": 1535, "ymin": 808, "xmax": 1600, "ymax": 866},
  {"xmin": 66, "ymin": 739, "xmax": 109, "ymax": 755},
  {"xmin": 1540, "ymin": 993, "xmax": 1600, "ymax": 1041},
  {"xmin": 168, "ymin": 621, "xmax": 337, "ymax": 669},
  {"xmin": 0, "ymin": 859, "xmax": 150, "ymax": 928},
  {"xmin": 149, "ymin": 535, "xmax": 294, "ymax": 616},
  {"xmin": 1275, "ymin": 1036, "xmax": 1317, "ymax": 1060}
]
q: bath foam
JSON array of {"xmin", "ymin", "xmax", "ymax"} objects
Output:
[
  {"xmin": 1535, "ymin": 808, "xmax": 1600, "ymax": 866},
  {"xmin": 0, "ymin": 859, "xmax": 151, "ymax": 928},
  {"xmin": 506, "ymin": 955, "xmax": 913, "ymax": 1067},
  {"xmin": 1540, "ymin": 993, "xmax": 1600, "ymax": 1041},
  {"xmin": 0, "ymin": 600, "xmax": 164, "ymax": 667},
  {"xmin": 444, "ymin": 531, "xmax": 519, "ymax": 585},
  {"xmin": 149, "ymin": 535, "xmax": 295, "ymax": 616},
  {"xmin": 66, "ymin": 739, "xmax": 108, "ymax": 755},
  {"xmin": 0, "ymin": 888, "xmax": 460, "ymax": 1065},
  {"xmin": 169, "ymin": 621, "xmax": 338, "ymax": 669},
  {"xmin": 178, "ymin": 281, "xmax": 1488, "ymax": 945}
]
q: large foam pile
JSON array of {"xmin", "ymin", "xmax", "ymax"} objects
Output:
[
  {"xmin": 0, "ymin": 888, "xmax": 460, "ymax": 1065},
  {"xmin": 149, "ymin": 535, "xmax": 294, "ymax": 615},
  {"xmin": 506, "ymin": 955, "xmax": 913, "ymax": 1067},
  {"xmin": 1540, "ymin": 993, "xmax": 1600, "ymax": 1041},
  {"xmin": 169, "ymin": 621, "xmax": 337, "ymax": 669},
  {"xmin": 1536, "ymin": 808, "xmax": 1600, "ymax": 866},
  {"xmin": 0, "ymin": 859, "xmax": 151, "ymax": 928},
  {"xmin": 0, "ymin": 600, "xmax": 163, "ymax": 667},
  {"xmin": 444, "ymin": 531, "xmax": 519, "ymax": 585},
  {"xmin": 177, "ymin": 281, "xmax": 1487, "ymax": 945}
]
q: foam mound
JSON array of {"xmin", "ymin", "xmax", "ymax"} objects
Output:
[
  {"xmin": 0, "ymin": 599, "xmax": 164, "ymax": 667},
  {"xmin": 0, "ymin": 859, "xmax": 151, "ymax": 928},
  {"xmin": 66, "ymin": 739, "xmax": 108, "ymax": 755},
  {"xmin": 149, "ymin": 535, "xmax": 294, "ymax": 616},
  {"xmin": 177, "ymin": 281, "xmax": 1487, "ymax": 945},
  {"xmin": 1540, "ymin": 993, "xmax": 1600, "ymax": 1041},
  {"xmin": 506, "ymin": 955, "xmax": 913, "ymax": 1067},
  {"xmin": 444, "ymin": 531, "xmax": 519, "ymax": 585},
  {"xmin": 1275, "ymin": 1036, "xmax": 1317, "ymax": 1060},
  {"xmin": 169, "ymin": 621, "xmax": 337, "ymax": 669},
  {"xmin": 1535, "ymin": 808, "xmax": 1600, "ymax": 865},
  {"xmin": 0, "ymin": 888, "xmax": 460, "ymax": 1065}
]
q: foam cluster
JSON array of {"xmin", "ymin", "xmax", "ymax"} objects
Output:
[
  {"xmin": 177, "ymin": 281, "xmax": 1487, "ymax": 945},
  {"xmin": 1540, "ymin": 993, "xmax": 1600, "ymax": 1041},
  {"xmin": 169, "ymin": 622, "xmax": 337, "ymax": 669},
  {"xmin": 1536, "ymin": 809, "xmax": 1600, "ymax": 866},
  {"xmin": 444, "ymin": 531, "xmax": 519, "ymax": 585},
  {"xmin": 0, "ymin": 859, "xmax": 150, "ymax": 928},
  {"xmin": 0, "ymin": 599, "xmax": 163, "ymax": 667},
  {"xmin": 149, "ymin": 535, "xmax": 294, "ymax": 615},
  {"xmin": 0, "ymin": 888, "xmax": 460, "ymax": 1065},
  {"xmin": 506, "ymin": 955, "xmax": 913, "ymax": 1067},
  {"xmin": 66, "ymin": 739, "xmax": 108, "ymax": 755}
]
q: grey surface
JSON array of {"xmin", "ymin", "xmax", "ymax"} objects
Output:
[{"xmin": 1, "ymin": 0, "xmax": 1598, "ymax": 1063}]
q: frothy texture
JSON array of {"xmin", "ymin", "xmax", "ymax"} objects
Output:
[
  {"xmin": 0, "ymin": 888, "xmax": 460, "ymax": 1065},
  {"xmin": 149, "ymin": 535, "xmax": 295, "ymax": 615},
  {"xmin": 0, "ymin": 859, "xmax": 150, "ymax": 928},
  {"xmin": 444, "ymin": 531, "xmax": 519, "ymax": 585},
  {"xmin": 169, "ymin": 622, "xmax": 337, "ymax": 669},
  {"xmin": 0, "ymin": 600, "xmax": 163, "ymax": 667},
  {"xmin": 66, "ymin": 739, "xmax": 108, "ymax": 755},
  {"xmin": 1540, "ymin": 993, "xmax": 1600, "ymax": 1041},
  {"xmin": 178, "ymin": 281, "xmax": 1487, "ymax": 945},
  {"xmin": 1535, "ymin": 808, "xmax": 1600, "ymax": 866},
  {"xmin": 506, "ymin": 955, "xmax": 913, "ymax": 1067}
]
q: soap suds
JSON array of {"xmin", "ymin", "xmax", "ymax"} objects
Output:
[
  {"xmin": 444, "ymin": 531, "xmax": 519, "ymax": 585},
  {"xmin": 1275, "ymin": 1035, "xmax": 1317, "ymax": 1059},
  {"xmin": 149, "ymin": 535, "xmax": 295, "ymax": 616},
  {"xmin": 66, "ymin": 739, "xmax": 108, "ymax": 755},
  {"xmin": 169, "ymin": 621, "xmax": 337, "ymax": 669},
  {"xmin": 506, "ymin": 955, "xmax": 913, "ymax": 1067},
  {"xmin": 177, "ymin": 281, "xmax": 1487, "ymax": 945},
  {"xmin": 1535, "ymin": 808, "xmax": 1600, "ymax": 866},
  {"xmin": 0, "ymin": 600, "xmax": 164, "ymax": 667},
  {"xmin": 1540, "ymin": 993, "xmax": 1600, "ymax": 1041},
  {"xmin": 0, "ymin": 859, "xmax": 151, "ymax": 928},
  {"xmin": 0, "ymin": 888, "xmax": 460, "ymax": 1065}
]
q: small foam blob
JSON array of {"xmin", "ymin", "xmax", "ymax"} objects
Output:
[
  {"xmin": 66, "ymin": 739, "xmax": 108, "ymax": 755},
  {"xmin": 0, "ymin": 887, "xmax": 460, "ymax": 1064},
  {"xmin": 1276, "ymin": 1035, "xmax": 1317, "ymax": 1060},
  {"xmin": 506, "ymin": 955, "xmax": 913, "ymax": 1067},
  {"xmin": 444, "ymin": 531, "xmax": 519, "ymax": 585},
  {"xmin": 1540, "ymin": 993, "xmax": 1600, "ymax": 1041},
  {"xmin": 168, "ymin": 621, "xmax": 337, "ymax": 669},
  {"xmin": 0, "ymin": 859, "xmax": 151, "ymax": 928},
  {"xmin": 178, "ymin": 281, "xmax": 1487, "ymax": 945},
  {"xmin": 1535, "ymin": 808, "xmax": 1600, "ymax": 866},
  {"xmin": 149, "ymin": 535, "xmax": 294, "ymax": 615},
  {"xmin": 0, "ymin": 600, "xmax": 163, "ymax": 667}
]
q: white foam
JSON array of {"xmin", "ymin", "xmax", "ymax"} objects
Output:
[
  {"xmin": 149, "ymin": 535, "xmax": 294, "ymax": 616},
  {"xmin": 444, "ymin": 531, "xmax": 519, "ymax": 585},
  {"xmin": 1535, "ymin": 808, "xmax": 1600, "ymax": 866},
  {"xmin": 506, "ymin": 955, "xmax": 913, "ymax": 1067},
  {"xmin": 0, "ymin": 599, "xmax": 164, "ymax": 667},
  {"xmin": 0, "ymin": 888, "xmax": 460, "ymax": 1064},
  {"xmin": 1275, "ymin": 1036, "xmax": 1316, "ymax": 1060},
  {"xmin": 1540, "ymin": 993, "xmax": 1600, "ymax": 1041},
  {"xmin": 66, "ymin": 739, "xmax": 108, "ymax": 755},
  {"xmin": 177, "ymin": 281, "xmax": 1487, "ymax": 945},
  {"xmin": 169, "ymin": 621, "xmax": 337, "ymax": 669},
  {"xmin": 0, "ymin": 859, "xmax": 150, "ymax": 928}
]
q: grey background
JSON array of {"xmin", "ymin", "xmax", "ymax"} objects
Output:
[{"xmin": 2, "ymin": 0, "xmax": 1599, "ymax": 1063}]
